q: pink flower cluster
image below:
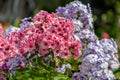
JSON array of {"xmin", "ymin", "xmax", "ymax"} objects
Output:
[
  {"xmin": 33, "ymin": 11, "xmax": 82, "ymax": 59},
  {"xmin": 0, "ymin": 24, "xmax": 18, "ymax": 66},
  {"xmin": 0, "ymin": 10, "xmax": 82, "ymax": 67}
]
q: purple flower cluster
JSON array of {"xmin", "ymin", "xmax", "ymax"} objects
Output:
[
  {"xmin": 4, "ymin": 26, "xmax": 20, "ymax": 36},
  {"xmin": 72, "ymin": 39, "xmax": 119, "ymax": 80},
  {"xmin": 77, "ymin": 29, "xmax": 98, "ymax": 47},
  {"xmin": 56, "ymin": 1, "xmax": 119, "ymax": 79},
  {"xmin": 5, "ymin": 17, "xmax": 33, "ymax": 36},
  {"xmin": 1, "ymin": 55, "xmax": 26, "ymax": 75},
  {"xmin": 20, "ymin": 17, "xmax": 32, "ymax": 31}
]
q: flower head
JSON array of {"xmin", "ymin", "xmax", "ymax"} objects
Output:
[
  {"xmin": 32, "ymin": 11, "xmax": 82, "ymax": 59},
  {"xmin": 102, "ymin": 32, "xmax": 110, "ymax": 39},
  {"xmin": 56, "ymin": 1, "xmax": 93, "ymax": 30},
  {"xmin": 73, "ymin": 39, "xmax": 119, "ymax": 80},
  {"xmin": 5, "ymin": 55, "xmax": 26, "ymax": 75}
]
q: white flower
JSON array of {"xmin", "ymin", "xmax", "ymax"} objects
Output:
[
  {"xmin": 66, "ymin": 64, "xmax": 71, "ymax": 68},
  {"xmin": 100, "ymin": 62, "xmax": 108, "ymax": 69},
  {"xmin": 83, "ymin": 54, "xmax": 98, "ymax": 63},
  {"xmin": 109, "ymin": 60, "xmax": 119, "ymax": 70}
]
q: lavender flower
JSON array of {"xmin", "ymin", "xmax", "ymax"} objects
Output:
[
  {"xmin": 72, "ymin": 39, "xmax": 119, "ymax": 80},
  {"xmin": 72, "ymin": 72, "xmax": 87, "ymax": 80},
  {"xmin": 100, "ymin": 39, "xmax": 119, "ymax": 70},
  {"xmin": 44, "ymin": 54, "xmax": 52, "ymax": 64},
  {"xmin": 100, "ymin": 38, "xmax": 118, "ymax": 54},
  {"xmin": 56, "ymin": 1, "xmax": 93, "ymax": 31},
  {"xmin": 5, "ymin": 55, "xmax": 26, "ymax": 75},
  {"xmin": 4, "ymin": 26, "xmax": 20, "ymax": 36},
  {"xmin": 77, "ymin": 29, "xmax": 98, "ymax": 47},
  {"xmin": 20, "ymin": 17, "xmax": 34, "ymax": 31},
  {"xmin": 56, "ymin": 64, "xmax": 71, "ymax": 74},
  {"xmin": 73, "ymin": 20, "xmax": 83, "ymax": 32}
]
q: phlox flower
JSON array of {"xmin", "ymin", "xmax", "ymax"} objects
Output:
[{"xmin": 32, "ymin": 11, "xmax": 82, "ymax": 59}]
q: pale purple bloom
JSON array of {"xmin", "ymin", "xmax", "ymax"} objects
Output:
[
  {"xmin": 20, "ymin": 17, "xmax": 34, "ymax": 31},
  {"xmin": 77, "ymin": 29, "xmax": 98, "ymax": 47},
  {"xmin": 56, "ymin": 64, "xmax": 66, "ymax": 74},
  {"xmin": 6, "ymin": 55, "xmax": 26, "ymax": 75},
  {"xmin": 72, "ymin": 72, "xmax": 87, "ymax": 80},
  {"xmin": 100, "ymin": 38, "xmax": 118, "ymax": 54},
  {"xmin": 44, "ymin": 54, "xmax": 52, "ymax": 64},
  {"xmin": 100, "ymin": 38, "xmax": 119, "ymax": 71},
  {"xmin": 56, "ymin": 1, "xmax": 93, "ymax": 30},
  {"xmin": 4, "ymin": 26, "xmax": 20, "ymax": 36},
  {"xmin": 72, "ymin": 39, "xmax": 119, "ymax": 80},
  {"xmin": 56, "ymin": 64, "xmax": 71, "ymax": 74}
]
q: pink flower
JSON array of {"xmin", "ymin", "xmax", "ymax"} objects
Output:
[
  {"xmin": 61, "ymin": 50, "xmax": 71, "ymax": 59},
  {"xmin": 20, "ymin": 36, "xmax": 36, "ymax": 53},
  {"xmin": 0, "ymin": 51, "xmax": 6, "ymax": 61},
  {"xmin": 0, "ymin": 10, "xmax": 83, "ymax": 62},
  {"xmin": 70, "ymin": 40, "xmax": 82, "ymax": 60},
  {"xmin": 102, "ymin": 32, "xmax": 110, "ymax": 39},
  {"xmin": 0, "ymin": 60, "xmax": 5, "ymax": 67},
  {"xmin": 32, "ymin": 10, "xmax": 82, "ymax": 59},
  {"xmin": 20, "ymin": 62, "xmax": 26, "ymax": 68},
  {"xmin": 32, "ymin": 10, "xmax": 49, "ymax": 23},
  {"xmin": 19, "ymin": 49, "xmax": 25, "ymax": 55},
  {"xmin": 0, "ymin": 24, "xmax": 4, "ymax": 37}
]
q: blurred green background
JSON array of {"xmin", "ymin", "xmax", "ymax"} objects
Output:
[{"xmin": 0, "ymin": 0, "xmax": 120, "ymax": 73}]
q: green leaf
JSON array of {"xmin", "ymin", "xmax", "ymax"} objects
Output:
[
  {"xmin": 114, "ymin": 68, "xmax": 120, "ymax": 74},
  {"xmin": 70, "ymin": 65, "xmax": 78, "ymax": 71},
  {"xmin": 33, "ymin": 77, "xmax": 47, "ymax": 80},
  {"xmin": 66, "ymin": 55, "xmax": 74, "ymax": 64},
  {"xmin": 114, "ymin": 68, "xmax": 120, "ymax": 80},
  {"xmin": 53, "ymin": 74, "xmax": 71, "ymax": 80}
]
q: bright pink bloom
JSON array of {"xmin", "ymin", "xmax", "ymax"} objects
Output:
[
  {"xmin": 70, "ymin": 40, "xmax": 82, "ymax": 60},
  {"xmin": 102, "ymin": 32, "xmax": 110, "ymax": 39},
  {"xmin": 32, "ymin": 10, "xmax": 82, "ymax": 59},
  {"xmin": 0, "ymin": 25, "xmax": 19, "ymax": 67},
  {"xmin": 0, "ymin": 10, "xmax": 82, "ymax": 66}
]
